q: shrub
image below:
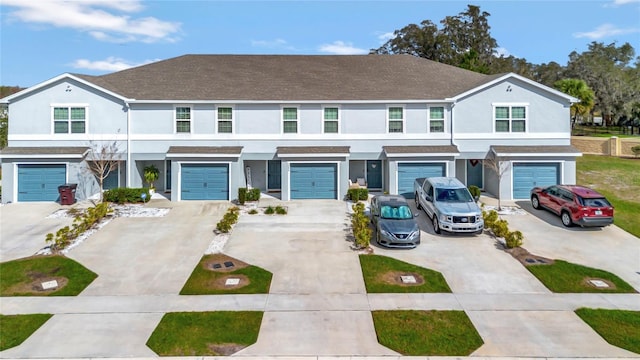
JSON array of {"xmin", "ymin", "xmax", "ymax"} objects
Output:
[
  {"xmin": 238, "ymin": 188, "xmax": 247, "ymax": 205},
  {"xmin": 468, "ymin": 185, "xmax": 481, "ymax": 200},
  {"xmin": 632, "ymin": 145, "xmax": 640, "ymax": 157},
  {"xmin": 348, "ymin": 188, "xmax": 369, "ymax": 201},
  {"xmin": 45, "ymin": 202, "xmax": 112, "ymax": 252},
  {"xmin": 216, "ymin": 206, "xmax": 240, "ymax": 233},
  {"xmin": 247, "ymin": 188, "xmax": 261, "ymax": 202},
  {"xmin": 264, "ymin": 206, "xmax": 275, "ymax": 215},
  {"xmin": 104, "ymin": 187, "xmax": 150, "ymax": 203},
  {"xmin": 351, "ymin": 202, "xmax": 372, "ymax": 249},
  {"xmin": 505, "ymin": 230, "xmax": 524, "ymax": 248},
  {"xmin": 275, "ymin": 205, "xmax": 287, "ymax": 215},
  {"xmin": 248, "ymin": 209, "xmax": 258, "ymax": 215},
  {"xmin": 482, "ymin": 209, "xmax": 499, "ymax": 228},
  {"xmin": 492, "ymin": 219, "xmax": 510, "ymax": 239}
]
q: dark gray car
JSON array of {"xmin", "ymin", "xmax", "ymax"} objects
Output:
[{"xmin": 370, "ymin": 195, "xmax": 420, "ymax": 248}]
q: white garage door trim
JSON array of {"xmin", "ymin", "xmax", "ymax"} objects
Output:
[
  {"xmin": 288, "ymin": 161, "xmax": 340, "ymax": 200},
  {"xmin": 177, "ymin": 161, "xmax": 231, "ymax": 201}
]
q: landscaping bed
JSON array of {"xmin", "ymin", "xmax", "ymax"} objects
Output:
[{"xmin": 359, "ymin": 254, "xmax": 451, "ymax": 293}]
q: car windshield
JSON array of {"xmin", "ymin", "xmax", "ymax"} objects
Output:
[
  {"xmin": 436, "ymin": 188, "xmax": 473, "ymax": 202},
  {"xmin": 579, "ymin": 197, "xmax": 611, "ymax": 207},
  {"xmin": 380, "ymin": 205, "xmax": 413, "ymax": 219}
]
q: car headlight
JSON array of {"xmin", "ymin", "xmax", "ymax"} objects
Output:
[
  {"xmin": 408, "ymin": 230, "xmax": 419, "ymax": 239},
  {"xmin": 380, "ymin": 229, "xmax": 391, "ymax": 237},
  {"xmin": 440, "ymin": 214, "xmax": 452, "ymax": 222}
]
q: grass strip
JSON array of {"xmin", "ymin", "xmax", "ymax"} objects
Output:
[
  {"xmin": 146, "ymin": 311, "xmax": 263, "ymax": 356},
  {"xmin": 359, "ymin": 254, "xmax": 451, "ymax": 293},
  {"xmin": 575, "ymin": 308, "xmax": 640, "ymax": 354},
  {"xmin": 180, "ymin": 255, "xmax": 272, "ymax": 295},
  {"xmin": 372, "ymin": 310, "xmax": 483, "ymax": 356},
  {"xmin": 526, "ymin": 260, "xmax": 636, "ymax": 293},
  {"xmin": 0, "ymin": 314, "xmax": 53, "ymax": 351}
]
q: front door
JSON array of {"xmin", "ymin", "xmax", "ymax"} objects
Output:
[
  {"xmin": 366, "ymin": 160, "xmax": 382, "ymax": 189},
  {"xmin": 268, "ymin": 160, "xmax": 281, "ymax": 190},
  {"xmin": 466, "ymin": 160, "xmax": 483, "ymax": 188}
]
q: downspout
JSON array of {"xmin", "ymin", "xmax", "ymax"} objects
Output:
[{"xmin": 125, "ymin": 100, "xmax": 131, "ymax": 187}]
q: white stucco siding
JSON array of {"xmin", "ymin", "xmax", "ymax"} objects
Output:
[{"xmin": 8, "ymin": 79, "xmax": 127, "ymax": 138}]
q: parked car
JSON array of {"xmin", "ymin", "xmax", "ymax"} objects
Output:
[
  {"xmin": 530, "ymin": 185, "xmax": 614, "ymax": 227},
  {"xmin": 370, "ymin": 195, "xmax": 420, "ymax": 248},
  {"xmin": 414, "ymin": 177, "xmax": 484, "ymax": 234}
]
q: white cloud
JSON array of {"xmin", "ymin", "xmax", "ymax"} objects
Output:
[
  {"xmin": 251, "ymin": 38, "xmax": 289, "ymax": 48},
  {"xmin": 2, "ymin": 0, "xmax": 181, "ymax": 43},
  {"xmin": 573, "ymin": 23, "xmax": 640, "ymax": 39},
  {"xmin": 494, "ymin": 47, "xmax": 512, "ymax": 58},
  {"xmin": 71, "ymin": 57, "xmax": 159, "ymax": 72},
  {"xmin": 318, "ymin": 41, "xmax": 368, "ymax": 55},
  {"xmin": 377, "ymin": 32, "xmax": 395, "ymax": 43},
  {"xmin": 612, "ymin": 0, "xmax": 640, "ymax": 5}
]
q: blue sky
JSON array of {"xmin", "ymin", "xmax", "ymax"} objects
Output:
[{"xmin": 1, "ymin": 0, "xmax": 639, "ymax": 87}]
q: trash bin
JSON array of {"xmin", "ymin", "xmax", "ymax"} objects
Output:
[{"xmin": 58, "ymin": 183, "xmax": 77, "ymax": 205}]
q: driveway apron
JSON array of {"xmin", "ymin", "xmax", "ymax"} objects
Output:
[{"xmin": 225, "ymin": 200, "xmax": 398, "ymax": 356}]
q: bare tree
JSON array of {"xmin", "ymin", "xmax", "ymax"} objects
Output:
[
  {"xmin": 85, "ymin": 140, "xmax": 122, "ymax": 202},
  {"xmin": 484, "ymin": 151, "xmax": 510, "ymax": 211}
]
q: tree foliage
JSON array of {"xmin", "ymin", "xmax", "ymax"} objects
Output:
[
  {"xmin": 554, "ymin": 79, "xmax": 595, "ymax": 128},
  {"xmin": 0, "ymin": 86, "xmax": 24, "ymax": 149}
]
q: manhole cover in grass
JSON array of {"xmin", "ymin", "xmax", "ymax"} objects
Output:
[
  {"xmin": 400, "ymin": 275, "xmax": 417, "ymax": 284},
  {"xmin": 224, "ymin": 261, "xmax": 235, "ymax": 268},
  {"xmin": 525, "ymin": 258, "xmax": 536, "ymax": 264},
  {"xmin": 588, "ymin": 279, "xmax": 610, "ymax": 288},
  {"xmin": 211, "ymin": 263, "xmax": 222, "ymax": 269},
  {"xmin": 225, "ymin": 278, "xmax": 240, "ymax": 286}
]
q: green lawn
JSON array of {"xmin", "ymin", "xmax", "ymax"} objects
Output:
[
  {"xmin": 0, "ymin": 255, "xmax": 97, "ymax": 296},
  {"xmin": 372, "ymin": 310, "xmax": 483, "ymax": 356},
  {"xmin": 575, "ymin": 308, "xmax": 640, "ymax": 354},
  {"xmin": 180, "ymin": 255, "xmax": 272, "ymax": 295},
  {"xmin": 146, "ymin": 311, "xmax": 263, "ymax": 356},
  {"xmin": 0, "ymin": 314, "xmax": 52, "ymax": 351},
  {"xmin": 359, "ymin": 254, "xmax": 451, "ymax": 293},
  {"xmin": 526, "ymin": 260, "xmax": 636, "ymax": 293},
  {"xmin": 577, "ymin": 155, "xmax": 640, "ymax": 237}
]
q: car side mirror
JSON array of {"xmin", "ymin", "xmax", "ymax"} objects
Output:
[
  {"xmin": 425, "ymin": 195, "xmax": 432, "ymax": 202},
  {"xmin": 414, "ymin": 213, "xmax": 419, "ymax": 217}
]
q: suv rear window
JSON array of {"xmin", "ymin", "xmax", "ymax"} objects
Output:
[{"xmin": 579, "ymin": 197, "xmax": 611, "ymax": 207}]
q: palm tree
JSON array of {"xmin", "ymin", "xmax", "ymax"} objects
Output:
[{"xmin": 554, "ymin": 78, "xmax": 595, "ymax": 129}]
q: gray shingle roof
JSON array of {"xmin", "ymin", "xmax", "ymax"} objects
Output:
[
  {"xmin": 0, "ymin": 147, "xmax": 89, "ymax": 157},
  {"xmin": 383, "ymin": 145, "xmax": 460, "ymax": 155},
  {"xmin": 166, "ymin": 146, "xmax": 243, "ymax": 155},
  {"xmin": 74, "ymin": 54, "xmax": 490, "ymax": 101},
  {"xmin": 277, "ymin": 146, "xmax": 350, "ymax": 155},
  {"xmin": 491, "ymin": 145, "xmax": 581, "ymax": 155}
]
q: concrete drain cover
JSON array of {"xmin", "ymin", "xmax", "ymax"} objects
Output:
[
  {"xmin": 224, "ymin": 261, "xmax": 235, "ymax": 268},
  {"xmin": 525, "ymin": 258, "xmax": 536, "ymax": 264},
  {"xmin": 400, "ymin": 275, "xmax": 416, "ymax": 284},
  {"xmin": 225, "ymin": 278, "xmax": 240, "ymax": 286},
  {"xmin": 211, "ymin": 263, "xmax": 222, "ymax": 269},
  {"xmin": 41, "ymin": 280, "xmax": 59, "ymax": 290},
  {"xmin": 589, "ymin": 279, "xmax": 610, "ymax": 288}
]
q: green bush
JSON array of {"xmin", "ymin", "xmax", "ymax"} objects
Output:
[
  {"xmin": 468, "ymin": 185, "xmax": 481, "ymax": 200},
  {"xmin": 351, "ymin": 202, "xmax": 372, "ymax": 249},
  {"xmin": 248, "ymin": 209, "xmax": 258, "ymax": 215},
  {"xmin": 482, "ymin": 209, "xmax": 499, "ymax": 228},
  {"xmin": 632, "ymin": 145, "xmax": 640, "ymax": 157},
  {"xmin": 348, "ymin": 188, "xmax": 369, "ymax": 201},
  {"xmin": 505, "ymin": 230, "xmax": 524, "ymax": 248},
  {"xmin": 216, "ymin": 207, "xmax": 240, "ymax": 233},
  {"xmin": 492, "ymin": 219, "xmax": 510, "ymax": 238},
  {"xmin": 275, "ymin": 205, "xmax": 287, "ymax": 215},
  {"xmin": 247, "ymin": 188, "xmax": 261, "ymax": 201},
  {"xmin": 264, "ymin": 206, "xmax": 275, "ymax": 215},
  {"xmin": 104, "ymin": 187, "xmax": 150, "ymax": 203},
  {"xmin": 45, "ymin": 202, "xmax": 113, "ymax": 252},
  {"xmin": 238, "ymin": 188, "xmax": 247, "ymax": 205}
]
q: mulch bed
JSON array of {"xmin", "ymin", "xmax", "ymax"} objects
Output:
[
  {"xmin": 504, "ymin": 246, "xmax": 555, "ymax": 267},
  {"xmin": 200, "ymin": 254, "xmax": 251, "ymax": 290}
]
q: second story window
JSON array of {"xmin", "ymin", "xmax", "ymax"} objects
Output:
[
  {"xmin": 175, "ymin": 106, "xmax": 191, "ymax": 133},
  {"xmin": 283, "ymin": 107, "xmax": 298, "ymax": 133},
  {"xmin": 323, "ymin": 107, "xmax": 339, "ymax": 133},
  {"xmin": 53, "ymin": 106, "xmax": 86, "ymax": 134},
  {"xmin": 388, "ymin": 106, "xmax": 403, "ymax": 133},
  {"xmin": 217, "ymin": 107, "xmax": 233, "ymax": 133},
  {"xmin": 429, "ymin": 107, "xmax": 445, "ymax": 133},
  {"xmin": 495, "ymin": 105, "xmax": 526, "ymax": 132}
]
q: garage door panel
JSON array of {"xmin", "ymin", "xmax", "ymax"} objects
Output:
[
  {"xmin": 290, "ymin": 164, "xmax": 337, "ymax": 200},
  {"xmin": 181, "ymin": 164, "xmax": 229, "ymax": 200},
  {"xmin": 18, "ymin": 164, "xmax": 66, "ymax": 202},
  {"xmin": 397, "ymin": 163, "xmax": 445, "ymax": 197},
  {"xmin": 513, "ymin": 163, "xmax": 559, "ymax": 199}
]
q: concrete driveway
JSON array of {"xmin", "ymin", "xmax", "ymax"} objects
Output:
[{"xmin": 0, "ymin": 203, "xmax": 73, "ymax": 262}]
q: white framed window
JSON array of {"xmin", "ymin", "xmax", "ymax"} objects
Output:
[
  {"xmin": 387, "ymin": 106, "xmax": 404, "ymax": 133},
  {"xmin": 282, "ymin": 106, "xmax": 298, "ymax": 134},
  {"xmin": 323, "ymin": 106, "xmax": 339, "ymax": 133},
  {"xmin": 175, "ymin": 106, "xmax": 192, "ymax": 133},
  {"xmin": 217, "ymin": 106, "xmax": 233, "ymax": 133},
  {"xmin": 429, "ymin": 106, "xmax": 445, "ymax": 133},
  {"xmin": 52, "ymin": 105, "xmax": 87, "ymax": 134},
  {"xmin": 494, "ymin": 104, "xmax": 527, "ymax": 133}
]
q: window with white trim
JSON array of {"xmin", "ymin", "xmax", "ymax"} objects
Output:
[
  {"xmin": 323, "ymin": 107, "xmax": 339, "ymax": 133},
  {"xmin": 175, "ymin": 106, "xmax": 191, "ymax": 133},
  {"xmin": 283, "ymin": 107, "xmax": 298, "ymax": 133},
  {"xmin": 495, "ymin": 105, "xmax": 526, "ymax": 132},
  {"xmin": 217, "ymin": 107, "xmax": 233, "ymax": 133},
  {"xmin": 388, "ymin": 106, "xmax": 403, "ymax": 133},
  {"xmin": 429, "ymin": 106, "xmax": 445, "ymax": 133},
  {"xmin": 53, "ymin": 106, "xmax": 86, "ymax": 133}
]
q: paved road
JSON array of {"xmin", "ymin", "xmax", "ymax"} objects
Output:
[{"xmin": 0, "ymin": 197, "xmax": 639, "ymax": 359}]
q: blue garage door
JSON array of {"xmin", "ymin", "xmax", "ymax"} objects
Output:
[
  {"xmin": 181, "ymin": 164, "xmax": 229, "ymax": 200},
  {"xmin": 513, "ymin": 163, "xmax": 559, "ymax": 199},
  {"xmin": 397, "ymin": 162, "xmax": 445, "ymax": 197},
  {"xmin": 18, "ymin": 164, "xmax": 66, "ymax": 202},
  {"xmin": 290, "ymin": 163, "xmax": 337, "ymax": 199}
]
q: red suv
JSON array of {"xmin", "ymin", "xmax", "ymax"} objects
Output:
[{"xmin": 530, "ymin": 185, "xmax": 614, "ymax": 227}]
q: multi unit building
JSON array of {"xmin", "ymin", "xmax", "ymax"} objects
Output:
[{"xmin": 0, "ymin": 54, "xmax": 580, "ymax": 203}]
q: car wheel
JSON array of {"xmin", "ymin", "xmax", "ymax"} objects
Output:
[
  {"xmin": 531, "ymin": 195, "xmax": 541, "ymax": 210},
  {"xmin": 432, "ymin": 215, "xmax": 441, "ymax": 234},
  {"xmin": 561, "ymin": 211, "xmax": 573, "ymax": 227},
  {"xmin": 415, "ymin": 193, "xmax": 422, "ymax": 210},
  {"xmin": 376, "ymin": 228, "xmax": 381, "ymax": 244}
]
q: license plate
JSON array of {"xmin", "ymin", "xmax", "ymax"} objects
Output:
[{"xmin": 595, "ymin": 210, "xmax": 602, "ymax": 216}]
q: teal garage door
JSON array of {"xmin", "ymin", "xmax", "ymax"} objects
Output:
[
  {"xmin": 18, "ymin": 164, "xmax": 66, "ymax": 202},
  {"xmin": 290, "ymin": 163, "xmax": 337, "ymax": 199},
  {"xmin": 513, "ymin": 163, "xmax": 559, "ymax": 199},
  {"xmin": 397, "ymin": 163, "xmax": 445, "ymax": 197},
  {"xmin": 181, "ymin": 164, "xmax": 229, "ymax": 200}
]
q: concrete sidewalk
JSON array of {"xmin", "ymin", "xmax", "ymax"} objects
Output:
[{"xmin": 1, "ymin": 198, "xmax": 639, "ymax": 358}]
